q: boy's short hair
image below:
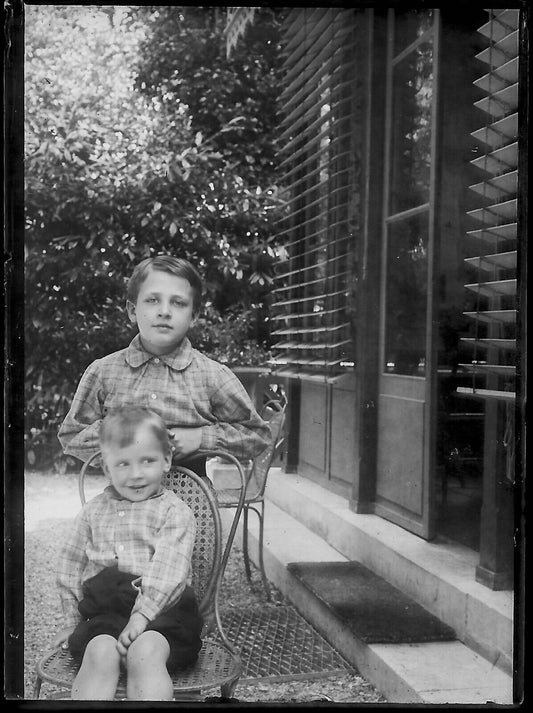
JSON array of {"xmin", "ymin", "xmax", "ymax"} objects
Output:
[
  {"xmin": 100, "ymin": 406, "xmax": 170, "ymax": 454},
  {"xmin": 126, "ymin": 255, "xmax": 203, "ymax": 315}
]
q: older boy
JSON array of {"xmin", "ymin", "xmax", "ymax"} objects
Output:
[{"xmin": 58, "ymin": 255, "xmax": 271, "ymax": 475}]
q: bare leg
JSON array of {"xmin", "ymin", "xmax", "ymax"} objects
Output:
[
  {"xmin": 125, "ymin": 630, "xmax": 173, "ymax": 701},
  {"xmin": 71, "ymin": 634, "xmax": 121, "ymax": 700}
]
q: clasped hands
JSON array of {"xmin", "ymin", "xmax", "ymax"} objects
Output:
[
  {"xmin": 115, "ymin": 611, "xmax": 149, "ymax": 656},
  {"xmin": 167, "ymin": 426, "xmax": 202, "ymax": 459},
  {"xmin": 53, "ymin": 611, "xmax": 150, "ymax": 658}
]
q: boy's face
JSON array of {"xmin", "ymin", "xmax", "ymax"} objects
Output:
[
  {"xmin": 101, "ymin": 425, "xmax": 171, "ymax": 502},
  {"xmin": 127, "ymin": 269, "xmax": 197, "ymax": 355}
]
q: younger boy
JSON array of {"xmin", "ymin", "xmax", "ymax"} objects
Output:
[
  {"xmin": 54, "ymin": 407, "xmax": 203, "ymax": 700},
  {"xmin": 58, "ymin": 255, "xmax": 271, "ymax": 475}
]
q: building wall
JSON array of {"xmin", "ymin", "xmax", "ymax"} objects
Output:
[{"xmin": 297, "ymin": 375, "xmax": 358, "ymax": 497}]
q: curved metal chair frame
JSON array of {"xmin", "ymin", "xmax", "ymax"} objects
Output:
[
  {"xmin": 216, "ymin": 397, "xmax": 287, "ymax": 601},
  {"xmin": 33, "ymin": 450, "xmax": 246, "ymax": 701}
]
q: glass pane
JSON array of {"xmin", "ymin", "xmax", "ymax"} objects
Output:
[
  {"xmin": 389, "ymin": 41, "xmax": 433, "ymax": 214},
  {"xmin": 384, "ymin": 213, "xmax": 429, "ymax": 375},
  {"xmin": 394, "ymin": 9, "xmax": 434, "ymax": 55}
]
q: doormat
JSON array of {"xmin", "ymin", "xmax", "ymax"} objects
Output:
[
  {"xmin": 219, "ymin": 604, "xmax": 353, "ymax": 682},
  {"xmin": 287, "ymin": 561, "xmax": 456, "ymax": 644}
]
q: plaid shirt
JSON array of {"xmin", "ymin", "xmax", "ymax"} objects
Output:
[
  {"xmin": 58, "ymin": 335, "xmax": 271, "ymax": 463},
  {"xmin": 56, "ymin": 486, "xmax": 196, "ymax": 628}
]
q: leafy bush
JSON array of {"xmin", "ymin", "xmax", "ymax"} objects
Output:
[{"xmin": 24, "ymin": 6, "xmax": 285, "ymax": 469}]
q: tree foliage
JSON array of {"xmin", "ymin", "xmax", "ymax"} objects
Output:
[
  {"xmin": 24, "ymin": 5, "xmax": 285, "ymax": 468},
  {"xmin": 130, "ymin": 6, "xmax": 287, "ymax": 308},
  {"xmin": 133, "ymin": 7, "xmax": 282, "ymax": 179}
]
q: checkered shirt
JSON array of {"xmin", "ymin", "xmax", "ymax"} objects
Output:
[
  {"xmin": 58, "ymin": 335, "xmax": 271, "ymax": 463},
  {"xmin": 56, "ymin": 486, "xmax": 196, "ymax": 627}
]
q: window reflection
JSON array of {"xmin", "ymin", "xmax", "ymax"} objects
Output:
[
  {"xmin": 394, "ymin": 9, "xmax": 434, "ymax": 55},
  {"xmin": 390, "ymin": 41, "xmax": 433, "ymax": 214},
  {"xmin": 385, "ymin": 213, "xmax": 429, "ymax": 375}
]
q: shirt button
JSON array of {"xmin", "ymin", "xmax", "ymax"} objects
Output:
[
  {"xmin": 117, "ymin": 545, "xmax": 124, "ymax": 552},
  {"xmin": 151, "ymin": 393, "xmax": 157, "ymax": 400},
  {"xmin": 118, "ymin": 510, "xmax": 125, "ymax": 517},
  {"xmin": 154, "ymin": 358, "xmax": 160, "ymax": 364}
]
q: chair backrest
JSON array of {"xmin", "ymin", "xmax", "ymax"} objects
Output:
[
  {"xmin": 246, "ymin": 399, "xmax": 287, "ymax": 499},
  {"xmin": 163, "ymin": 465, "xmax": 222, "ymax": 617},
  {"xmin": 79, "ymin": 450, "xmax": 246, "ymax": 625}
]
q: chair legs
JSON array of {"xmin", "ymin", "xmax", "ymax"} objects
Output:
[
  {"xmin": 32, "ymin": 675, "xmax": 42, "ymax": 699},
  {"xmin": 256, "ymin": 501, "xmax": 271, "ymax": 602},
  {"xmin": 242, "ymin": 506, "xmax": 252, "ymax": 581},
  {"xmin": 242, "ymin": 502, "xmax": 271, "ymax": 602},
  {"xmin": 221, "ymin": 673, "xmax": 240, "ymax": 699}
]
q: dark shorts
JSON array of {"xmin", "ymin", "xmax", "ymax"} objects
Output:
[{"xmin": 68, "ymin": 567, "xmax": 203, "ymax": 671}]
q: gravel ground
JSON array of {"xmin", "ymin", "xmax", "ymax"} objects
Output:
[{"xmin": 24, "ymin": 471, "xmax": 387, "ymax": 703}]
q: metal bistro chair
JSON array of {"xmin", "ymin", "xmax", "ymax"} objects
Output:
[
  {"xmin": 33, "ymin": 450, "xmax": 246, "ymax": 701},
  {"xmin": 215, "ymin": 397, "xmax": 287, "ymax": 601}
]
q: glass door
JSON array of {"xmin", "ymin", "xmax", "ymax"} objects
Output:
[{"xmin": 375, "ymin": 8, "xmax": 440, "ymax": 538}]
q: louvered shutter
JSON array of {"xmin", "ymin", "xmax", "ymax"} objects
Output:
[
  {"xmin": 458, "ymin": 8, "xmax": 520, "ymax": 403},
  {"xmin": 269, "ymin": 8, "xmax": 359, "ymax": 379}
]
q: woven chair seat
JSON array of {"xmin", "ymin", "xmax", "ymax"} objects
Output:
[{"xmin": 36, "ymin": 637, "xmax": 242, "ymax": 697}]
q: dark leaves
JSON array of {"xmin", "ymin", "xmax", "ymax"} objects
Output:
[{"xmin": 24, "ymin": 5, "xmax": 285, "ymax": 466}]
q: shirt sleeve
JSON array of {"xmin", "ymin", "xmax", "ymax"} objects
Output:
[
  {"xmin": 131, "ymin": 498, "xmax": 197, "ymax": 621},
  {"xmin": 198, "ymin": 366, "xmax": 272, "ymax": 461},
  {"xmin": 56, "ymin": 510, "xmax": 91, "ymax": 628},
  {"xmin": 58, "ymin": 360, "xmax": 105, "ymax": 463}
]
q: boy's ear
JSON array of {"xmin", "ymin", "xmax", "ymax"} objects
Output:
[
  {"xmin": 126, "ymin": 300, "xmax": 137, "ymax": 324},
  {"xmin": 163, "ymin": 451, "xmax": 172, "ymax": 473},
  {"xmin": 101, "ymin": 459, "xmax": 110, "ymax": 479}
]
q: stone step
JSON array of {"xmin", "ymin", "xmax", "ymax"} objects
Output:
[
  {"xmin": 264, "ymin": 469, "xmax": 513, "ymax": 675},
  {"xmin": 212, "ymin": 463, "xmax": 513, "ymax": 676},
  {"xmin": 220, "ymin": 499, "xmax": 513, "ymax": 704}
]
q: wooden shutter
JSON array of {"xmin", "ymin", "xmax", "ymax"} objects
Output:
[
  {"xmin": 269, "ymin": 8, "xmax": 359, "ymax": 380},
  {"xmin": 458, "ymin": 9, "xmax": 520, "ymax": 403}
]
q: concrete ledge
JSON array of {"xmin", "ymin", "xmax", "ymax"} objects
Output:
[
  {"xmin": 370, "ymin": 642, "xmax": 513, "ymax": 705},
  {"xmin": 264, "ymin": 469, "xmax": 513, "ymax": 674},
  {"xmin": 220, "ymin": 501, "xmax": 513, "ymax": 704}
]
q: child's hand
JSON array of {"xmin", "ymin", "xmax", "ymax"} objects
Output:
[
  {"xmin": 168, "ymin": 427, "xmax": 202, "ymax": 458},
  {"xmin": 52, "ymin": 625, "xmax": 76, "ymax": 649},
  {"xmin": 116, "ymin": 612, "xmax": 149, "ymax": 656}
]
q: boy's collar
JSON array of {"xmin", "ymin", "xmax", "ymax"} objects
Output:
[{"xmin": 125, "ymin": 334, "xmax": 193, "ymax": 371}]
